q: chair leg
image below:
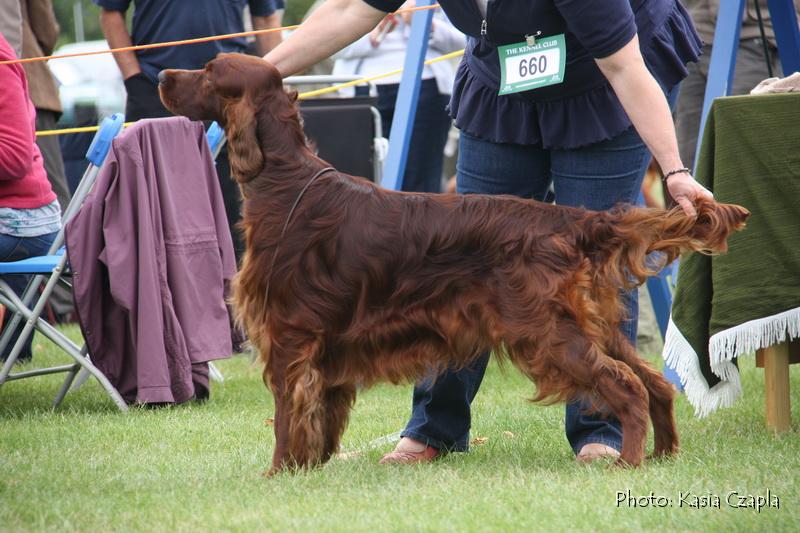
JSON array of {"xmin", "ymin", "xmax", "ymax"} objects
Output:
[
  {"xmin": 0, "ymin": 273, "xmax": 47, "ymax": 365},
  {"xmin": 68, "ymin": 345, "xmax": 92, "ymax": 391},
  {"xmin": 208, "ymin": 361, "xmax": 224, "ymax": 382},
  {"xmin": 53, "ymin": 363, "xmax": 82, "ymax": 408},
  {"xmin": 0, "ymin": 276, "xmax": 129, "ymax": 411},
  {"xmin": 760, "ymin": 343, "xmax": 791, "ymax": 432},
  {"xmin": 71, "ymin": 367, "xmax": 91, "ymax": 390},
  {"xmin": 41, "ymin": 326, "xmax": 128, "ymax": 411}
]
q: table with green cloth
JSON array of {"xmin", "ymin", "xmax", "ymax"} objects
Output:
[{"xmin": 663, "ymin": 93, "xmax": 800, "ymax": 417}]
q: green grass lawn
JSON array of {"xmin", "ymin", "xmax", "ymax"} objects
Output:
[{"xmin": 1, "ymin": 326, "xmax": 798, "ymax": 532}]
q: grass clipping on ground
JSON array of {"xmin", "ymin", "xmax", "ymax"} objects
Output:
[{"xmin": 1, "ymin": 325, "xmax": 798, "ymax": 532}]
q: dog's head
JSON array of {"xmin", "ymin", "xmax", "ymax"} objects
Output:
[{"xmin": 158, "ymin": 54, "xmax": 286, "ymax": 182}]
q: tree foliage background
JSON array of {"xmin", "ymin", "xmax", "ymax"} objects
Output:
[{"xmin": 51, "ymin": 0, "xmax": 103, "ymax": 46}]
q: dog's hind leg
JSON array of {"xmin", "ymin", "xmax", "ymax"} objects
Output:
[
  {"xmin": 321, "ymin": 384, "xmax": 357, "ymax": 463},
  {"xmin": 507, "ymin": 321, "xmax": 649, "ymax": 467},
  {"xmin": 591, "ymin": 358, "xmax": 650, "ymax": 467},
  {"xmin": 607, "ymin": 331, "xmax": 679, "ymax": 459}
]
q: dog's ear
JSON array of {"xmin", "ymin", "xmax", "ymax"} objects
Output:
[{"xmin": 225, "ymin": 97, "xmax": 263, "ymax": 183}]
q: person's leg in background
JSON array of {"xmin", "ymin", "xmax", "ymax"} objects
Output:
[
  {"xmin": 734, "ymin": 38, "xmax": 782, "ymax": 92},
  {"xmin": 381, "ymin": 130, "xmax": 553, "ymax": 461},
  {"xmin": 398, "ymin": 79, "xmax": 451, "ymax": 193},
  {"xmin": 551, "ymin": 124, "xmax": 653, "ymax": 459},
  {"xmin": 123, "ymin": 74, "xmax": 171, "ymax": 122},
  {"xmin": 676, "ymin": 39, "xmax": 781, "ymax": 170},
  {"xmin": 376, "ymin": 79, "xmax": 452, "ymax": 193},
  {"xmin": 214, "ymin": 147, "xmax": 246, "ymax": 259},
  {"xmin": 0, "ymin": 231, "xmax": 58, "ymax": 362},
  {"xmin": 34, "ymin": 110, "xmax": 71, "ymax": 212},
  {"xmin": 675, "ymin": 43, "xmax": 711, "ymax": 171},
  {"xmin": 34, "ymin": 110, "xmax": 74, "ymax": 323}
]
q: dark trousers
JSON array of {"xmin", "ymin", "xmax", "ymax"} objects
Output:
[
  {"xmin": 124, "ymin": 73, "xmax": 244, "ymax": 258},
  {"xmin": 34, "ymin": 111, "xmax": 75, "ymax": 322},
  {"xmin": 375, "ymin": 78, "xmax": 451, "ymax": 193},
  {"xmin": 0, "ymin": 232, "xmax": 58, "ymax": 361},
  {"xmin": 401, "ymin": 86, "xmax": 680, "ymax": 454},
  {"xmin": 34, "ymin": 110, "xmax": 71, "ymax": 212},
  {"xmin": 675, "ymin": 40, "xmax": 782, "ymax": 170}
]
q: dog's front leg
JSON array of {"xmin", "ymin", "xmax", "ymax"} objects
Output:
[
  {"xmin": 265, "ymin": 337, "xmax": 329, "ymax": 474},
  {"xmin": 264, "ymin": 360, "xmax": 292, "ymax": 476}
]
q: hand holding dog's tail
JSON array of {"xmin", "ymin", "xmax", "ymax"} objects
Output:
[
  {"xmin": 585, "ymin": 198, "xmax": 750, "ymax": 290},
  {"xmin": 646, "ymin": 198, "xmax": 750, "ymax": 255}
]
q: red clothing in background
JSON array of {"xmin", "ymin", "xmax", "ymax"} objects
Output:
[{"xmin": 0, "ymin": 33, "xmax": 57, "ymax": 209}]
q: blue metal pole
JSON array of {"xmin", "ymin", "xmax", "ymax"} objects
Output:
[
  {"xmin": 380, "ymin": 0, "xmax": 434, "ymax": 191},
  {"xmin": 768, "ymin": 0, "xmax": 800, "ymax": 74},
  {"xmin": 694, "ymin": 0, "xmax": 745, "ymax": 169},
  {"xmin": 636, "ymin": 192, "xmax": 673, "ymax": 340}
]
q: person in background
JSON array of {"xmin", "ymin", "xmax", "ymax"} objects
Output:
[
  {"xmin": 18, "ymin": 0, "xmax": 72, "ymax": 213},
  {"xmin": 333, "ymin": 0, "xmax": 465, "ymax": 192},
  {"xmin": 0, "ymin": 31, "xmax": 61, "ymax": 362},
  {"xmin": 676, "ymin": 0, "xmax": 800, "ymax": 169},
  {"xmin": 95, "ymin": 0, "xmax": 285, "ymax": 258},
  {"xmin": 0, "ymin": 1, "xmax": 22, "ymax": 56},
  {"xmin": 263, "ymin": 0, "xmax": 713, "ymax": 465},
  {"xmin": 96, "ymin": 0, "xmax": 285, "ymax": 121}
]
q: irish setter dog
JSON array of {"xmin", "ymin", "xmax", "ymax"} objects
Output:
[{"xmin": 159, "ymin": 54, "xmax": 749, "ymax": 474}]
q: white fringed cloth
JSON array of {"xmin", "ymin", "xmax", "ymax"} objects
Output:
[{"xmin": 662, "ymin": 94, "xmax": 800, "ymax": 416}]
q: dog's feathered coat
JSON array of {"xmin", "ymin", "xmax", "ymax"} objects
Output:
[{"xmin": 159, "ymin": 54, "xmax": 749, "ymax": 474}]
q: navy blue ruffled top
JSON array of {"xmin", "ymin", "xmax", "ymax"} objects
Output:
[{"xmin": 362, "ymin": 0, "xmax": 702, "ymax": 149}]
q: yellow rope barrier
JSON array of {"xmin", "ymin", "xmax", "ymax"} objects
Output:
[
  {"xmin": 35, "ymin": 49, "xmax": 465, "ymax": 137},
  {"xmin": 297, "ymin": 49, "xmax": 465, "ymax": 98},
  {"xmin": 35, "ymin": 123, "xmax": 133, "ymax": 137}
]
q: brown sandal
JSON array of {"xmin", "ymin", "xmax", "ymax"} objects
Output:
[{"xmin": 379, "ymin": 438, "xmax": 440, "ymax": 465}]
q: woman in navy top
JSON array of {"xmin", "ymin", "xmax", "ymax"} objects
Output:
[{"xmin": 265, "ymin": 0, "xmax": 712, "ymax": 464}]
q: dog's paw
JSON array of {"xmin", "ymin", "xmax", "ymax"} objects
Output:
[
  {"xmin": 648, "ymin": 445, "xmax": 679, "ymax": 461},
  {"xmin": 261, "ymin": 466, "xmax": 283, "ymax": 478},
  {"xmin": 612, "ymin": 457, "xmax": 641, "ymax": 469}
]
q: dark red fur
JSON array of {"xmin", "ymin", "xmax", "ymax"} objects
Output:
[{"xmin": 160, "ymin": 54, "xmax": 750, "ymax": 474}]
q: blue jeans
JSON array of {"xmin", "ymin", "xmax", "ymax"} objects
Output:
[
  {"xmin": 401, "ymin": 124, "xmax": 655, "ymax": 454},
  {"xmin": 0, "ymin": 231, "xmax": 58, "ymax": 361}
]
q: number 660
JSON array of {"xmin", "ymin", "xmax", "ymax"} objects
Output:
[{"xmin": 519, "ymin": 55, "xmax": 547, "ymax": 77}]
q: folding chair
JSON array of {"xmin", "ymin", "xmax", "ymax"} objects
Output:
[
  {"xmin": 0, "ymin": 113, "xmax": 128, "ymax": 410},
  {"xmin": 284, "ymin": 75, "xmax": 388, "ymax": 183}
]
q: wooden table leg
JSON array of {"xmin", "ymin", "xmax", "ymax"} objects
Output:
[{"xmin": 758, "ymin": 343, "xmax": 791, "ymax": 432}]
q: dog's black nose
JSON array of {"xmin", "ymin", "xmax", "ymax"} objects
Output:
[{"xmin": 157, "ymin": 70, "xmax": 167, "ymax": 84}]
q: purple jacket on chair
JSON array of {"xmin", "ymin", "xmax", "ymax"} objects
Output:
[{"xmin": 66, "ymin": 117, "xmax": 237, "ymax": 405}]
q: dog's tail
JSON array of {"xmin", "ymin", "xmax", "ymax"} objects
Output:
[{"xmin": 580, "ymin": 198, "xmax": 750, "ymax": 290}]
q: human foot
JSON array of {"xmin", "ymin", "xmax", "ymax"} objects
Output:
[
  {"xmin": 576, "ymin": 443, "xmax": 620, "ymax": 462},
  {"xmin": 379, "ymin": 437, "xmax": 440, "ymax": 464}
]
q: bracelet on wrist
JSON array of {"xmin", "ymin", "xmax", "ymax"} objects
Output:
[{"xmin": 661, "ymin": 167, "xmax": 691, "ymax": 183}]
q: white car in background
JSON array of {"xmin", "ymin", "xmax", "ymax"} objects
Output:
[{"xmin": 48, "ymin": 40, "xmax": 125, "ymax": 125}]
